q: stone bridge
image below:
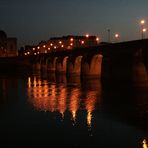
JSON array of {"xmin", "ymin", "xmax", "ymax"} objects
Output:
[{"xmin": 26, "ymin": 39, "xmax": 148, "ymax": 83}]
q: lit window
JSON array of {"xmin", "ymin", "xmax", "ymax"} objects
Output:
[
  {"xmin": 96, "ymin": 37, "xmax": 99, "ymax": 41},
  {"xmin": 70, "ymin": 38, "xmax": 74, "ymax": 41},
  {"xmin": 86, "ymin": 34, "xmax": 89, "ymax": 38},
  {"xmin": 81, "ymin": 41, "xmax": 85, "ymax": 44}
]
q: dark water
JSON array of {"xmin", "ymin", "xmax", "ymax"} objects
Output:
[{"xmin": 0, "ymin": 71, "xmax": 148, "ymax": 148}]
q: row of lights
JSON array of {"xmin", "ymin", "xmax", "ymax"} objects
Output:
[
  {"xmin": 24, "ymin": 20, "xmax": 147, "ymax": 56},
  {"xmin": 108, "ymin": 19, "xmax": 147, "ymax": 42},
  {"xmin": 24, "ymin": 35, "xmax": 100, "ymax": 55}
]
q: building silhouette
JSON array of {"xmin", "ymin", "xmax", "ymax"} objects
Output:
[
  {"xmin": 23, "ymin": 35, "xmax": 99, "ymax": 56},
  {"xmin": 0, "ymin": 30, "xmax": 17, "ymax": 57}
]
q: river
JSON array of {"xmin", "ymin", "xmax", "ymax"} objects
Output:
[{"xmin": 0, "ymin": 70, "xmax": 148, "ymax": 148}]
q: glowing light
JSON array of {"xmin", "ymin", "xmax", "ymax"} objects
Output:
[
  {"xmin": 50, "ymin": 43, "xmax": 53, "ymax": 46},
  {"xmin": 43, "ymin": 45, "xmax": 46, "ymax": 48},
  {"xmin": 86, "ymin": 34, "xmax": 89, "ymax": 38},
  {"xmin": 34, "ymin": 53, "xmax": 37, "ymax": 55},
  {"xmin": 85, "ymin": 91, "xmax": 97, "ymax": 128},
  {"xmin": 54, "ymin": 46, "xmax": 57, "ymax": 49},
  {"xmin": 45, "ymin": 50, "xmax": 47, "ymax": 53},
  {"xmin": 27, "ymin": 52, "xmax": 30, "ymax": 55},
  {"xmin": 58, "ymin": 86, "xmax": 67, "ymax": 119},
  {"xmin": 70, "ymin": 43, "xmax": 73, "ymax": 46},
  {"xmin": 69, "ymin": 88, "xmax": 80, "ymax": 125},
  {"xmin": 81, "ymin": 40, "xmax": 85, "ymax": 44},
  {"xmin": 143, "ymin": 28, "xmax": 147, "ymax": 32},
  {"xmin": 70, "ymin": 38, "xmax": 74, "ymax": 41},
  {"xmin": 33, "ymin": 77, "xmax": 37, "ymax": 87},
  {"xmin": 96, "ymin": 37, "xmax": 99, "ymax": 41},
  {"xmin": 115, "ymin": 33, "xmax": 119, "ymax": 38},
  {"xmin": 141, "ymin": 20, "xmax": 145, "ymax": 25},
  {"xmin": 28, "ymin": 77, "xmax": 31, "ymax": 88},
  {"xmin": 72, "ymin": 111, "xmax": 76, "ymax": 123},
  {"xmin": 48, "ymin": 48, "xmax": 50, "ymax": 50},
  {"xmin": 37, "ymin": 46, "xmax": 40, "ymax": 49},
  {"xmin": 61, "ymin": 45, "xmax": 64, "ymax": 48},
  {"xmin": 87, "ymin": 111, "xmax": 92, "ymax": 128},
  {"xmin": 33, "ymin": 48, "xmax": 35, "ymax": 50},
  {"xmin": 24, "ymin": 53, "xmax": 27, "ymax": 55},
  {"xmin": 59, "ymin": 41, "xmax": 62, "ymax": 44},
  {"xmin": 142, "ymin": 139, "xmax": 148, "ymax": 148},
  {"xmin": 37, "ymin": 51, "xmax": 40, "ymax": 54}
]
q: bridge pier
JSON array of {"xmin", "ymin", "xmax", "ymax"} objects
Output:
[
  {"xmin": 101, "ymin": 47, "xmax": 148, "ymax": 86},
  {"xmin": 29, "ymin": 39, "xmax": 148, "ymax": 84},
  {"xmin": 36, "ymin": 63, "xmax": 41, "ymax": 71},
  {"xmin": 67, "ymin": 56, "xmax": 82, "ymax": 76},
  {"xmin": 41, "ymin": 63, "xmax": 47, "ymax": 71},
  {"xmin": 132, "ymin": 49, "xmax": 148, "ymax": 84},
  {"xmin": 81, "ymin": 54, "xmax": 103, "ymax": 78}
]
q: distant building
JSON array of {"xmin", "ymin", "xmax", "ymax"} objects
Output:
[
  {"xmin": 23, "ymin": 35, "xmax": 99, "ymax": 56},
  {"xmin": 0, "ymin": 30, "xmax": 18, "ymax": 57}
]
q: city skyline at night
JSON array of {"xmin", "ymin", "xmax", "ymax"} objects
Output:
[{"xmin": 0, "ymin": 0, "xmax": 148, "ymax": 48}]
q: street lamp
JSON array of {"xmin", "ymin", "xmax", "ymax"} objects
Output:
[
  {"xmin": 107, "ymin": 29, "xmax": 111, "ymax": 42},
  {"xmin": 142, "ymin": 28, "xmax": 147, "ymax": 39},
  {"xmin": 86, "ymin": 34, "xmax": 89, "ymax": 38},
  {"xmin": 114, "ymin": 33, "xmax": 119, "ymax": 42},
  {"xmin": 140, "ymin": 19, "xmax": 146, "ymax": 39}
]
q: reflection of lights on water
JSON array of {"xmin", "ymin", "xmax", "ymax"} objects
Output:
[
  {"xmin": 38, "ymin": 80, "xmax": 42, "ymax": 86},
  {"xmin": 85, "ymin": 91, "xmax": 97, "ymax": 128},
  {"xmin": 72, "ymin": 111, "xmax": 76, "ymax": 124},
  {"xmin": 143, "ymin": 139, "xmax": 148, "ymax": 148},
  {"xmin": 58, "ymin": 86, "xmax": 67, "ymax": 119},
  {"xmin": 69, "ymin": 88, "xmax": 80, "ymax": 125},
  {"xmin": 27, "ymin": 76, "xmax": 98, "ymax": 128},
  {"xmin": 33, "ymin": 76, "xmax": 37, "ymax": 87},
  {"xmin": 28, "ymin": 77, "xmax": 31, "ymax": 88},
  {"xmin": 87, "ymin": 111, "xmax": 92, "ymax": 128}
]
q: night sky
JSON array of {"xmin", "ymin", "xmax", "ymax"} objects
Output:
[{"xmin": 0, "ymin": 0, "xmax": 148, "ymax": 48}]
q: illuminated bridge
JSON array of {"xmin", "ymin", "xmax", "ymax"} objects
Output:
[{"xmin": 22, "ymin": 39, "xmax": 148, "ymax": 82}]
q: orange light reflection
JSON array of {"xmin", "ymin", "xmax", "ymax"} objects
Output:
[
  {"xmin": 69, "ymin": 88, "xmax": 80, "ymax": 125},
  {"xmin": 143, "ymin": 139, "xmax": 148, "ymax": 148},
  {"xmin": 85, "ymin": 91, "xmax": 97, "ymax": 128},
  {"xmin": 57, "ymin": 86, "xmax": 67, "ymax": 119}
]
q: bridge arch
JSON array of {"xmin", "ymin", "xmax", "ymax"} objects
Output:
[
  {"xmin": 36, "ymin": 57, "xmax": 43, "ymax": 70},
  {"xmin": 46, "ymin": 57, "xmax": 58, "ymax": 72},
  {"xmin": 90, "ymin": 54, "xmax": 103, "ymax": 76},
  {"xmin": 67, "ymin": 56, "xmax": 83, "ymax": 75},
  {"xmin": 81, "ymin": 54, "xmax": 103, "ymax": 77},
  {"xmin": 55, "ymin": 56, "xmax": 68, "ymax": 73},
  {"xmin": 63, "ymin": 56, "xmax": 68, "ymax": 72}
]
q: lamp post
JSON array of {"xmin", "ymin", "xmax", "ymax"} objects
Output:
[
  {"xmin": 140, "ymin": 19, "xmax": 146, "ymax": 39},
  {"xmin": 107, "ymin": 29, "xmax": 111, "ymax": 42},
  {"xmin": 114, "ymin": 33, "xmax": 119, "ymax": 42}
]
